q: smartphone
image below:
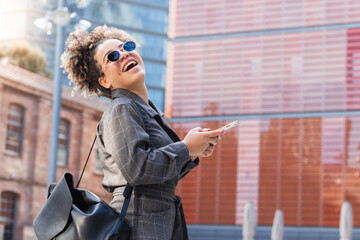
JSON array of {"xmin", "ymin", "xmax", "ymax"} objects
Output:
[{"xmin": 216, "ymin": 120, "xmax": 239, "ymax": 131}]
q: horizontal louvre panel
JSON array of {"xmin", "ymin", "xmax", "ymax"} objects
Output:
[
  {"xmin": 172, "ymin": 117, "xmax": 360, "ymax": 227},
  {"xmin": 169, "ymin": 0, "xmax": 360, "ymax": 38},
  {"xmin": 166, "ymin": 28, "xmax": 360, "ymax": 118}
]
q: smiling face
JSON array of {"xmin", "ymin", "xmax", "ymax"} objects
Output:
[{"xmin": 95, "ymin": 39, "xmax": 146, "ymax": 92}]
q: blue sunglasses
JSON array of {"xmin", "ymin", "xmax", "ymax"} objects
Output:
[{"xmin": 107, "ymin": 41, "xmax": 136, "ymax": 62}]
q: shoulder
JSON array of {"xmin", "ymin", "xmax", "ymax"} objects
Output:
[
  {"xmin": 105, "ymin": 98, "xmax": 140, "ymax": 116},
  {"xmin": 100, "ymin": 98, "xmax": 145, "ymax": 126}
]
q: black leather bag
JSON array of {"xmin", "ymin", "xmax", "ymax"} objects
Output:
[{"xmin": 33, "ymin": 137, "xmax": 133, "ymax": 240}]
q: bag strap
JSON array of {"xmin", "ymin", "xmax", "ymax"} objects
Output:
[
  {"xmin": 76, "ymin": 135, "xmax": 133, "ymax": 219},
  {"xmin": 120, "ymin": 183, "xmax": 133, "ymax": 222},
  {"xmin": 76, "ymin": 136, "xmax": 97, "ymax": 188}
]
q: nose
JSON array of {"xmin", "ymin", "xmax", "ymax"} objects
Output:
[{"xmin": 118, "ymin": 50, "xmax": 129, "ymax": 61}]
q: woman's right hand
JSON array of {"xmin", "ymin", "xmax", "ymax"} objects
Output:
[{"xmin": 182, "ymin": 127, "xmax": 224, "ymax": 158}]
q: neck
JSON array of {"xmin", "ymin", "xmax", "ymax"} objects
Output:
[
  {"xmin": 134, "ymin": 90, "xmax": 148, "ymax": 104},
  {"xmin": 111, "ymin": 81, "xmax": 149, "ymax": 103},
  {"xmin": 130, "ymin": 84, "xmax": 148, "ymax": 104}
]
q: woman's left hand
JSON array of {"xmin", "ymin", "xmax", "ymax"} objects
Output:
[
  {"xmin": 198, "ymin": 143, "xmax": 215, "ymax": 157},
  {"xmin": 197, "ymin": 128, "xmax": 221, "ymax": 157}
]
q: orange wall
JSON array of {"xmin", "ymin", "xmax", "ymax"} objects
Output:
[{"xmin": 172, "ymin": 117, "xmax": 360, "ymax": 227}]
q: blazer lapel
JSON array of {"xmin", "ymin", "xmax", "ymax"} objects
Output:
[{"xmin": 149, "ymin": 101, "xmax": 181, "ymax": 143}]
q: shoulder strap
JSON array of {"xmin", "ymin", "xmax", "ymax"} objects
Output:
[
  {"xmin": 76, "ymin": 136, "xmax": 133, "ymax": 217},
  {"xmin": 76, "ymin": 136, "xmax": 97, "ymax": 188},
  {"xmin": 120, "ymin": 183, "xmax": 133, "ymax": 222}
]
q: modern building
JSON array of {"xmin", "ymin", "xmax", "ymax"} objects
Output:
[
  {"xmin": 166, "ymin": 0, "xmax": 360, "ymax": 239},
  {"xmin": 0, "ymin": 0, "xmax": 168, "ymax": 110}
]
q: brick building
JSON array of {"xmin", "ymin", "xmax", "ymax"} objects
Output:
[{"xmin": 0, "ymin": 63, "xmax": 111, "ymax": 240}]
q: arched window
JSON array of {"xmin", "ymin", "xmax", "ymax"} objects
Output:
[
  {"xmin": 5, "ymin": 104, "xmax": 25, "ymax": 156},
  {"xmin": 57, "ymin": 119, "xmax": 70, "ymax": 166},
  {"xmin": 0, "ymin": 191, "xmax": 18, "ymax": 240}
]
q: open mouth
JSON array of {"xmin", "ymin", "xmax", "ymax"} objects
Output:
[{"xmin": 122, "ymin": 61, "xmax": 138, "ymax": 72}]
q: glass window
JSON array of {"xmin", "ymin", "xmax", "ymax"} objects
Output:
[
  {"xmin": 57, "ymin": 119, "xmax": 70, "ymax": 166},
  {"xmin": 0, "ymin": 191, "xmax": 18, "ymax": 240},
  {"xmin": 131, "ymin": 0, "xmax": 169, "ymax": 8},
  {"xmin": 148, "ymin": 88, "xmax": 164, "ymax": 111},
  {"xmin": 83, "ymin": 1, "xmax": 168, "ymax": 34},
  {"xmin": 144, "ymin": 61, "xmax": 166, "ymax": 88},
  {"xmin": 5, "ymin": 104, "xmax": 25, "ymax": 156},
  {"xmin": 133, "ymin": 33, "xmax": 166, "ymax": 60}
]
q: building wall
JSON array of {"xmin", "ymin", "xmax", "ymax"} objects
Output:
[
  {"xmin": 0, "ymin": 63, "xmax": 110, "ymax": 240},
  {"xmin": 168, "ymin": 0, "xmax": 360, "ymax": 39},
  {"xmin": 166, "ymin": 0, "xmax": 360, "ymax": 236}
]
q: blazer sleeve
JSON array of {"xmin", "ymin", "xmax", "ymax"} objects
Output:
[
  {"xmin": 178, "ymin": 157, "xmax": 199, "ymax": 180},
  {"xmin": 103, "ymin": 102, "xmax": 192, "ymax": 186}
]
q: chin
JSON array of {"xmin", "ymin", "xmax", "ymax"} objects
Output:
[
  {"xmin": 130, "ymin": 74, "xmax": 146, "ymax": 86},
  {"xmin": 135, "ymin": 71, "xmax": 146, "ymax": 81}
]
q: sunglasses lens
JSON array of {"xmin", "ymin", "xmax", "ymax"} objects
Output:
[
  {"xmin": 124, "ymin": 41, "xmax": 136, "ymax": 52},
  {"xmin": 108, "ymin": 51, "xmax": 120, "ymax": 62}
]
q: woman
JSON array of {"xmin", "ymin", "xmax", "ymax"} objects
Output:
[{"xmin": 61, "ymin": 25, "xmax": 224, "ymax": 240}]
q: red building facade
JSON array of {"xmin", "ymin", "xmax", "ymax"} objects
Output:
[
  {"xmin": 0, "ymin": 64, "xmax": 111, "ymax": 239},
  {"xmin": 166, "ymin": 0, "xmax": 360, "ymax": 228}
]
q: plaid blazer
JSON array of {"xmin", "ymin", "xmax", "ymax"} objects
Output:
[{"xmin": 96, "ymin": 88, "xmax": 199, "ymax": 240}]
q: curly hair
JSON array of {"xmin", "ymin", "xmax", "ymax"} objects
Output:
[{"xmin": 61, "ymin": 25, "xmax": 137, "ymax": 98}]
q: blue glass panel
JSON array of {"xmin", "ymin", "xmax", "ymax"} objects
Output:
[
  {"xmin": 148, "ymin": 88, "xmax": 164, "ymax": 111},
  {"xmin": 144, "ymin": 61, "xmax": 166, "ymax": 88},
  {"xmin": 82, "ymin": 1, "xmax": 168, "ymax": 34},
  {"xmin": 130, "ymin": 0, "xmax": 169, "ymax": 8},
  {"xmin": 130, "ymin": 33, "xmax": 166, "ymax": 60}
]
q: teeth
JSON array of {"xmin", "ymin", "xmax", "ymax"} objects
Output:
[{"xmin": 123, "ymin": 61, "xmax": 137, "ymax": 72}]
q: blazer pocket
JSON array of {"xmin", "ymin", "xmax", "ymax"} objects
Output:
[{"xmin": 137, "ymin": 194, "xmax": 171, "ymax": 218}]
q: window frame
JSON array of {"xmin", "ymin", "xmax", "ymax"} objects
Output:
[
  {"xmin": 5, "ymin": 103, "xmax": 25, "ymax": 157},
  {"xmin": 0, "ymin": 191, "xmax": 18, "ymax": 240},
  {"xmin": 57, "ymin": 118, "xmax": 71, "ymax": 167}
]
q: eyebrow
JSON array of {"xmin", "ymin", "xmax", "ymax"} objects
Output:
[{"xmin": 102, "ymin": 43, "xmax": 124, "ymax": 64}]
